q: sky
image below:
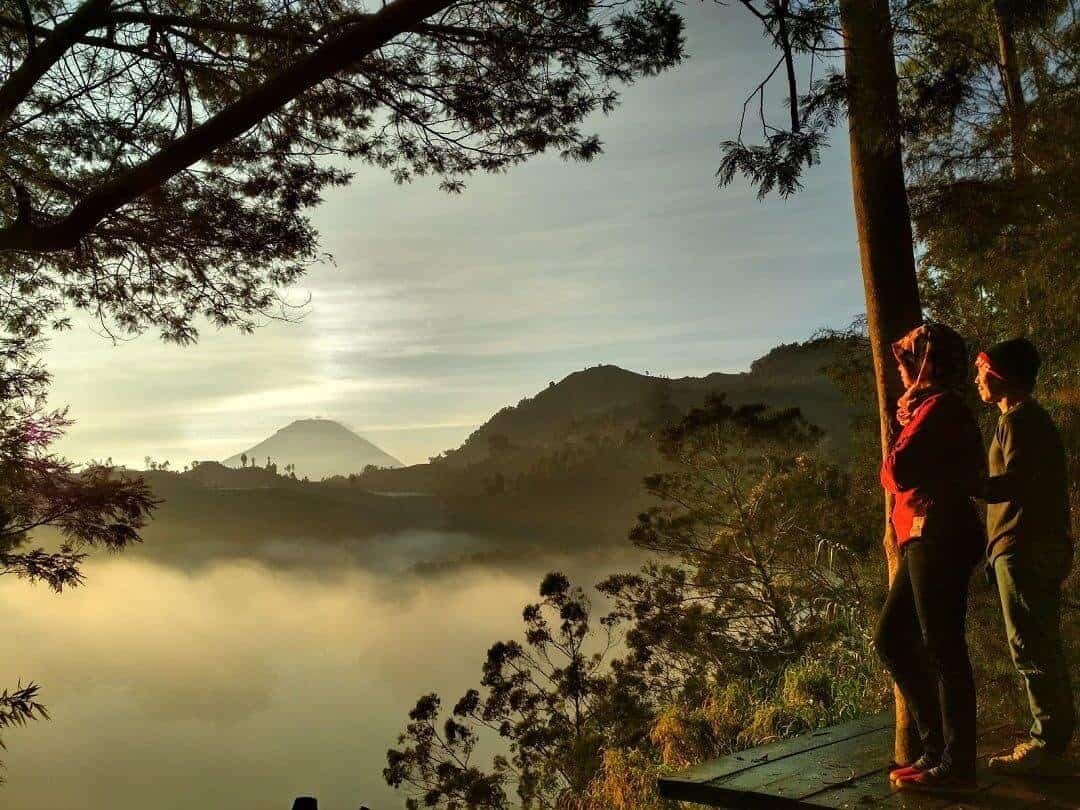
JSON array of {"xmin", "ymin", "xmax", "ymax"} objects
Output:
[{"xmin": 46, "ymin": 5, "xmax": 864, "ymax": 469}]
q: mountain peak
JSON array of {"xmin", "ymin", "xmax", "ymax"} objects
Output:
[
  {"xmin": 274, "ymin": 418, "xmax": 357, "ymax": 435},
  {"xmin": 224, "ymin": 419, "xmax": 402, "ymax": 480}
]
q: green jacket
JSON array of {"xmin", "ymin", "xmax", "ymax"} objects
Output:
[{"xmin": 985, "ymin": 399, "xmax": 1072, "ymax": 569}]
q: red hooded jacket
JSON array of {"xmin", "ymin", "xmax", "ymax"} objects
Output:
[{"xmin": 880, "ymin": 390, "xmax": 985, "ymax": 547}]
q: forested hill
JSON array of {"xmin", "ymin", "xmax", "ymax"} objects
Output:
[
  {"xmin": 353, "ymin": 336, "xmax": 856, "ymax": 497},
  {"xmin": 437, "ymin": 336, "xmax": 851, "ymax": 468},
  {"xmin": 115, "ymin": 336, "xmax": 857, "ymax": 559}
]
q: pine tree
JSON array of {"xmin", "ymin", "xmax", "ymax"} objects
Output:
[
  {"xmin": 714, "ymin": 0, "xmax": 924, "ymax": 759},
  {"xmin": 0, "ymin": 0, "xmax": 684, "ymax": 344}
]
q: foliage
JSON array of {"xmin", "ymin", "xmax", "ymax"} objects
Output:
[
  {"xmin": 0, "ymin": 682, "xmax": 47, "ymax": 782},
  {"xmin": 646, "ymin": 630, "xmax": 884, "ymax": 764},
  {"xmin": 712, "ymin": 1, "xmax": 847, "ymax": 199},
  {"xmin": 0, "ymin": 339, "xmax": 158, "ymax": 590},
  {"xmin": 385, "ymin": 572, "xmax": 645, "ymax": 809},
  {"xmin": 711, "ymin": 1, "xmax": 1076, "ymax": 208},
  {"xmin": 897, "ymin": 0, "xmax": 1069, "ymax": 179},
  {"xmin": 0, "ymin": 0, "xmax": 684, "ymax": 343},
  {"xmin": 388, "ymin": 395, "xmax": 886, "ymax": 807},
  {"xmin": 599, "ymin": 396, "xmax": 869, "ymax": 698},
  {"xmin": 901, "ymin": 0, "xmax": 1079, "ymax": 373},
  {"xmin": 573, "ymin": 609, "xmax": 886, "ymax": 810},
  {"xmin": 899, "ymin": 0, "xmax": 1080, "ymax": 526},
  {"xmin": 576, "ymin": 747, "xmax": 670, "ymax": 810}
]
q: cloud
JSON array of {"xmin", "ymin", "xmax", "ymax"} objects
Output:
[
  {"xmin": 43, "ymin": 2, "xmax": 863, "ymax": 469},
  {"xmin": 188, "ymin": 376, "xmax": 424, "ymax": 416}
]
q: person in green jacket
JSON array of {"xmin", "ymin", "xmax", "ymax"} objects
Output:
[{"xmin": 974, "ymin": 338, "xmax": 1075, "ymax": 774}]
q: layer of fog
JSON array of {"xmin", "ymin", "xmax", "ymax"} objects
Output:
[{"xmin": 0, "ymin": 538, "xmax": 643, "ymax": 809}]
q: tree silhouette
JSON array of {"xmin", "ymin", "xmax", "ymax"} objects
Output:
[
  {"xmin": 240, "ymin": 453, "xmax": 248, "ymax": 468},
  {"xmin": 902, "ymin": 2, "xmax": 1079, "ymax": 403},
  {"xmin": 601, "ymin": 395, "xmax": 863, "ymax": 692},
  {"xmin": 711, "ymin": 0, "xmax": 937, "ymax": 760},
  {"xmin": 0, "ymin": 0, "xmax": 683, "ymax": 343},
  {"xmin": 386, "ymin": 573, "xmax": 631, "ymax": 809}
]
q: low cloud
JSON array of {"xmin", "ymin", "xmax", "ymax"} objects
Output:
[{"xmin": 0, "ymin": 555, "xmax": 547, "ymax": 809}]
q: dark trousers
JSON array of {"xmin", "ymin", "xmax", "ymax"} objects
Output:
[
  {"xmin": 993, "ymin": 552, "xmax": 1075, "ymax": 753},
  {"xmin": 875, "ymin": 538, "xmax": 978, "ymax": 774}
]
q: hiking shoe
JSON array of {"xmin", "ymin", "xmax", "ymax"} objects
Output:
[
  {"xmin": 988, "ymin": 740, "xmax": 1070, "ymax": 776},
  {"xmin": 889, "ymin": 753, "xmax": 938, "ymax": 783},
  {"xmin": 894, "ymin": 764, "xmax": 977, "ymax": 793}
]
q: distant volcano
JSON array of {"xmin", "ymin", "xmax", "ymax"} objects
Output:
[{"xmin": 223, "ymin": 419, "xmax": 402, "ymax": 480}]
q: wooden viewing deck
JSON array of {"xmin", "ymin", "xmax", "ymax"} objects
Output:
[{"xmin": 658, "ymin": 714, "xmax": 1079, "ymax": 809}]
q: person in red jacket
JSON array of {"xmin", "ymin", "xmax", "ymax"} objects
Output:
[{"xmin": 874, "ymin": 322, "xmax": 986, "ymax": 792}]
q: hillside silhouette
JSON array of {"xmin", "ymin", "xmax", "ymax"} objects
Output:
[
  {"xmin": 118, "ymin": 337, "xmax": 855, "ymax": 570},
  {"xmin": 357, "ymin": 337, "xmax": 852, "ymax": 495},
  {"xmin": 223, "ymin": 418, "xmax": 402, "ymax": 480},
  {"xmin": 447, "ymin": 337, "xmax": 847, "ymax": 465}
]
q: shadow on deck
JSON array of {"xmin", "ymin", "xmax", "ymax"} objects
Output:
[{"xmin": 658, "ymin": 713, "xmax": 1079, "ymax": 808}]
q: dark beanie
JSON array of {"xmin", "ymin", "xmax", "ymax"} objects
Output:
[{"xmin": 983, "ymin": 337, "xmax": 1041, "ymax": 390}]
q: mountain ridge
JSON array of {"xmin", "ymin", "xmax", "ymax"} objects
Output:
[
  {"xmin": 218, "ymin": 337, "xmax": 851, "ymax": 487},
  {"xmin": 435, "ymin": 337, "xmax": 849, "ymax": 468}
]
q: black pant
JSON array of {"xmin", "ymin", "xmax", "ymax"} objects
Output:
[{"xmin": 875, "ymin": 537, "xmax": 979, "ymax": 774}]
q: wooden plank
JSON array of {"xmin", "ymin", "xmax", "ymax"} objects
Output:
[
  {"xmin": 831, "ymin": 766, "xmax": 1000, "ymax": 810},
  {"xmin": 820, "ymin": 728, "xmax": 1078, "ymax": 809},
  {"xmin": 715, "ymin": 723, "xmax": 891, "ymax": 800},
  {"xmin": 963, "ymin": 766, "xmax": 1080, "ymax": 809},
  {"xmin": 659, "ymin": 716, "xmax": 1079, "ymax": 809},
  {"xmin": 815, "ymin": 770, "xmax": 1080, "ymax": 810},
  {"xmin": 813, "ymin": 775, "xmax": 953, "ymax": 809},
  {"xmin": 657, "ymin": 778, "xmax": 824, "ymax": 809},
  {"xmin": 813, "ymin": 725, "xmax": 1017, "ymax": 809},
  {"xmin": 660, "ymin": 722, "xmax": 894, "ymax": 808},
  {"xmin": 660, "ymin": 713, "xmax": 892, "ymax": 790}
]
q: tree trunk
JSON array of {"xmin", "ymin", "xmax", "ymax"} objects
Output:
[
  {"xmin": 992, "ymin": 0, "xmax": 1029, "ymax": 178},
  {"xmin": 992, "ymin": 0, "xmax": 1033, "ymax": 320},
  {"xmin": 837, "ymin": 0, "xmax": 923, "ymax": 766}
]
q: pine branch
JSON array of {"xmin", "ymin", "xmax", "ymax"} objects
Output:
[
  {"xmin": 0, "ymin": 0, "xmax": 455, "ymax": 253},
  {"xmin": 0, "ymin": 0, "xmax": 114, "ymax": 127}
]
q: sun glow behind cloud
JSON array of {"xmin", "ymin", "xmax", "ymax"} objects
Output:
[{"xmin": 44, "ymin": 4, "xmax": 863, "ymax": 469}]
